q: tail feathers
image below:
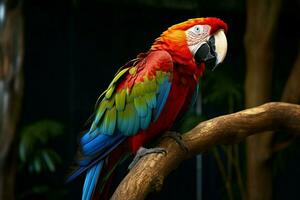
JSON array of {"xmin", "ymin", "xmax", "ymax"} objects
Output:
[
  {"xmin": 92, "ymin": 145, "xmax": 131, "ymax": 200},
  {"xmin": 66, "ymin": 133, "xmax": 126, "ymax": 183},
  {"xmin": 67, "ymin": 131, "xmax": 128, "ymax": 200},
  {"xmin": 65, "ymin": 166, "xmax": 86, "ymax": 183},
  {"xmin": 82, "ymin": 160, "xmax": 104, "ymax": 200}
]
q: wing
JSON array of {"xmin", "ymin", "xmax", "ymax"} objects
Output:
[{"xmin": 80, "ymin": 50, "xmax": 173, "ymax": 160}]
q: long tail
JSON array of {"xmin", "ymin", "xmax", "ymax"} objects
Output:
[
  {"xmin": 92, "ymin": 147, "xmax": 130, "ymax": 200},
  {"xmin": 82, "ymin": 160, "xmax": 104, "ymax": 200},
  {"xmin": 66, "ymin": 132, "xmax": 128, "ymax": 200}
]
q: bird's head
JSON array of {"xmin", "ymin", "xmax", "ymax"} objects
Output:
[{"xmin": 151, "ymin": 17, "xmax": 228, "ymax": 71}]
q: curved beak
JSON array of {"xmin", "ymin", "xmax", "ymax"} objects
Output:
[
  {"xmin": 214, "ymin": 29, "xmax": 227, "ymax": 66},
  {"xmin": 193, "ymin": 29, "xmax": 227, "ymax": 70}
]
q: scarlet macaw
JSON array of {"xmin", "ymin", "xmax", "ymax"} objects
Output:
[{"xmin": 67, "ymin": 17, "xmax": 228, "ymax": 200}]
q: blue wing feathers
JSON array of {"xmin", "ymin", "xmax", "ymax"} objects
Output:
[
  {"xmin": 67, "ymin": 132, "xmax": 126, "ymax": 183},
  {"xmin": 117, "ymin": 111, "xmax": 126, "ymax": 133},
  {"xmin": 147, "ymin": 93, "xmax": 157, "ymax": 109},
  {"xmin": 141, "ymin": 107, "xmax": 152, "ymax": 129},
  {"xmin": 81, "ymin": 131, "xmax": 124, "ymax": 156},
  {"xmin": 77, "ymin": 134, "xmax": 126, "ymax": 175},
  {"xmin": 80, "ymin": 129, "xmax": 98, "ymax": 145},
  {"xmin": 130, "ymin": 108, "xmax": 139, "ymax": 135},
  {"xmin": 124, "ymin": 104, "xmax": 136, "ymax": 136},
  {"xmin": 133, "ymin": 112, "xmax": 140, "ymax": 134}
]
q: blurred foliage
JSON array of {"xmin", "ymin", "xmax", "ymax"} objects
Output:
[
  {"xmin": 202, "ymin": 69, "xmax": 245, "ymax": 200},
  {"xmin": 19, "ymin": 120, "xmax": 63, "ymax": 173},
  {"xmin": 17, "ymin": 185, "xmax": 67, "ymax": 200},
  {"xmin": 178, "ymin": 65, "xmax": 245, "ymax": 200},
  {"xmin": 201, "ymin": 68, "xmax": 243, "ymax": 113},
  {"xmin": 178, "ymin": 65, "xmax": 244, "ymax": 132},
  {"xmin": 17, "ymin": 120, "xmax": 66, "ymax": 200}
]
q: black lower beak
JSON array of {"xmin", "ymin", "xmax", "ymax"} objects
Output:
[{"xmin": 194, "ymin": 37, "xmax": 217, "ymax": 69}]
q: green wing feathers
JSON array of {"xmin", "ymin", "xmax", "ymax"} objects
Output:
[
  {"xmin": 89, "ymin": 50, "xmax": 174, "ymax": 138},
  {"xmin": 91, "ymin": 67, "xmax": 172, "ymax": 137}
]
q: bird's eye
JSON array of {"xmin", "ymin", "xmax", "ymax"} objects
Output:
[{"xmin": 193, "ymin": 25, "xmax": 202, "ymax": 34}]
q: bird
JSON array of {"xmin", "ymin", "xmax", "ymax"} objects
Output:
[{"xmin": 67, "ymin": 17, "xmax": 228, "ymax": 200}]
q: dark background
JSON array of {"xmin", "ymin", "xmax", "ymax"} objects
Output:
[{"xmin": 16, "ymin": 0, "xmax": 299, "ymax": 199}]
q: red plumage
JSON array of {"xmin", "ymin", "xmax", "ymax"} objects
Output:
[{"xmin": 127, "ymin": 52, "xmax": 204, "ymax": 153}]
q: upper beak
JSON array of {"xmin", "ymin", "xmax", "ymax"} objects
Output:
[{"xmin": 214, "ymin": 29, "xmax": 227, "ymax": 66}]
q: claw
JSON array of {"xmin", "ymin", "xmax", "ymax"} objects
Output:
[
  {"xmin": 128, "ymin": 147, "xmax": 166, "ymax": 170},
  {"xmin": 162, "ymin": 131, "xmax": 189, "ymax": 153}
]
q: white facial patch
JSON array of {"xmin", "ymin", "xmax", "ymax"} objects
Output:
[{"xmin": 185, "ymin": 25, "xmax": 211, "ymax": 55}]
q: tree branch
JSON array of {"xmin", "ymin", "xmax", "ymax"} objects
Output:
[{"xmin": 111, "ymin": 102, "xmax": 300, "ymax": 200}]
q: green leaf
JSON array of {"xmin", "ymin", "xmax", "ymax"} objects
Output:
[
  {"xmin": 18, "ymin": 119, "xmax": 64, "ymax": 174},
  {"xmin": 33, "ymin": 157, "xmax": 42, "ymax": 173},
  {"xmin": 41, "ymin": 150, "xmax": 55, "ymax": 172}
]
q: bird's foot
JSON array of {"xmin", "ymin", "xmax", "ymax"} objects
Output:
[
  {"xmin": 128, "ymin": 147, "xmax": 166, "ymax": 170},
  {"xmin": 162, "ymin": 131, "xmax": 189, "ymax": 153}
]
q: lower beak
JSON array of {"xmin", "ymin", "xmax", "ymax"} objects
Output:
[{"xmin": 194, "ymin": 42, "xmax": 217, "ymax": 69}]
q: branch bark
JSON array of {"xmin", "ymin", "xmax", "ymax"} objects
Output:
[{"xmin": 111, "ymin": 102, "xmax": 300, "ymax": 200}]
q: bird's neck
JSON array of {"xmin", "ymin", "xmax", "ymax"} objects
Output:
[
  {"xmin": 150, "ymin": 33, "xmax": 194, "ymax": 65},
  {"xmin": 173, "ymin": 62, "xmax": 205, "ymax": 87}
]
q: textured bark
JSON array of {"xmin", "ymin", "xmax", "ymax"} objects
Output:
[
  {"xmin": 111, "ymin": 102, "xmax": 300, "ymax": 200},
  {"xmin": 0, "ymin": 6, "xmax": 24, "ymax": 200},
  {"xmin": 244, "ymin": 0, "xmax": 282, "ymax": 199}
]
